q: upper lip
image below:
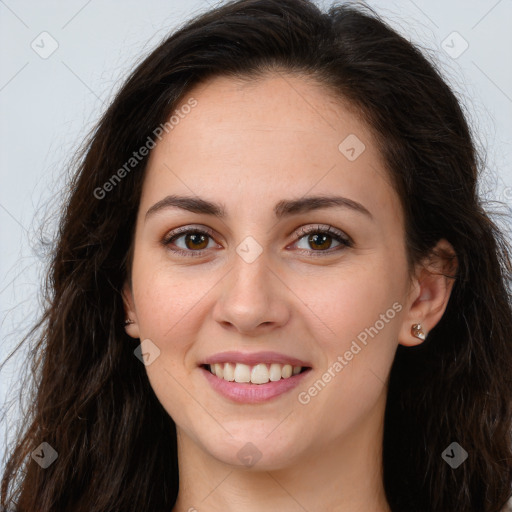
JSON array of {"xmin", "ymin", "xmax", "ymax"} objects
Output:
[{"xmin": 201, "ymin": 351, "xmax": 312, "ymax": 368}]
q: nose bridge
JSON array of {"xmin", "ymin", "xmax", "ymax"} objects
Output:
[
  {"xmin": 213, "ymin": 233, "xmax": 289, "ymax": 331},
  {"xmin": 229, "ymin": 234, "xmax": 275, "ymax": 302}
]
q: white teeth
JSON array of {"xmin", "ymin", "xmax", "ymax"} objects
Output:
[
  {"xmin": 214, "ymin": 363, "xmax": 224, "ymax": 379},
  {"xmin": 222, "ymin": 362, "xmax": 235, "ymax": 381},
  {"xmin": 251, "ymin": 363, "xmax": 269, "ymax": 384},
  {"xmin": 281, "ymin": 364, "xmax": 292, "ymax": 379},
  {"xmin": 269, "ymin": 363, "xmax": 282, "ymax": 382},
  {"xmin": 234, "ymin": 363, "xmax": 251, "ymax": 383},
  {"xmin": 208, "ymin": 362, "xmax": 306, "ymax": 384}
]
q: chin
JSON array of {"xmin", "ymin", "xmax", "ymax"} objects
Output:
[{"xmin": 202, "ymin": 432, "xmax": 305, "ymax": 471}]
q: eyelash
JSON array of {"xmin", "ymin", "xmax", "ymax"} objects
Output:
[{"xmin": 161, "ymin": 224, "xmax": 353, "ymax": 258}]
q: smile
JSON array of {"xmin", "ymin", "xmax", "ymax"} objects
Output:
[
  {"xmin": 200, "ymin": 364, "xmax": 312, "ymax": 403},
  {"xmin": 203, "ymin": 362, "xmax": 309, "ymax": 384}
]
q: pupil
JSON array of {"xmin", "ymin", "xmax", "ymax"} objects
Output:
[
  {"xmin": 310, "ymin": 233, "xmax": 330, "ymax": 250},
  {"xmin": 187, "ymin": 233, "xmax": 207, "ymax": 249}
]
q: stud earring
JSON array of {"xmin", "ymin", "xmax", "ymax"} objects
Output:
[
  {"xmin": 411, "ymin": 323, "xmax": 426, "ymax": 340},
  {"xmin": 124, "ymin": 318, "xmax": 135, "ymax": 325}
]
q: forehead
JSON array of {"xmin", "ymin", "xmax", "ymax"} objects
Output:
[{"xmin": 140, "ymin": 73, "xmax": 402, "ymax": 227}]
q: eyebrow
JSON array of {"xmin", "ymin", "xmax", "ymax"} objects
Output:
[{"xmin": 144, "ymin": 194, "xmax": 373, "ymax": 222}]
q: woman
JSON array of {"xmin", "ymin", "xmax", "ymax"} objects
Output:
[{"xmin": 2, "ymin": 0, "xmax": 511, "ymax": 510}]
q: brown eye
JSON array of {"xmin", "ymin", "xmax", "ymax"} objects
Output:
[
  {"xmin": 292, "ymin": 225, "xmax": 352, "ymax": 255},
  {"xmin": 306, "ymin": 232, "xmax": 334, "ymax": 250},
  {"xmin": 181, "ymin": 232, "xmax": 210, "ymax": 250},
  {"xmin": 162, "ymin": 227, "xmax": 217, "ymax": 257},
  {"xmin": 162, "ymin": 224, "xmax": 352, "ymax": 258}
]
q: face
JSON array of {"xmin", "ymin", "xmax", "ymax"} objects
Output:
[{"xmin": 123, "ymin": 72, "xmax": 417, "ymax": 470}]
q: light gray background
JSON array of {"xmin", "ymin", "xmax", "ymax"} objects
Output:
[{"xmin": 1, "ymin": 0, "xmax": 511, "ymax": 489}]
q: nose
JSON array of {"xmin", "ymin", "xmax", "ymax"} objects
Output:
[{"xmin": 212, "ymin": 249, "xmax": 291, "ymax": 335}]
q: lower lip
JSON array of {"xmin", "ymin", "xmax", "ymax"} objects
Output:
[{"xmin": 200, "ymin": 366, "xmax": 312, "ymax": 403}]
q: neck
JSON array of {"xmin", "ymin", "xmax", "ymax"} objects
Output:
[{"xmin": 171, "ymin": 392, "xmax": 391, "ymax": 512}]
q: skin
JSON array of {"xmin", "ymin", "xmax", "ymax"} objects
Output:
[{"xmin": 123, "ymin": 71, "xmax": 457, "ymax": 512}]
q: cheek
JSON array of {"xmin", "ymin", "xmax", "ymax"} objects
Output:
[
  {"xmin": 295, "ymin": 261, "xmax": 402, "ymax": 418},
  {"xmin": 293, "ymin": 254, "xmax": 404, "ymax": 347},
  {"xmin": 131, "ymin": 248, "xmax": 208, "ymax": 342},
  {"xmin": 332, "ymin": 282, "xmax": 401, "ymax": 342},
  {"xmin": 130, "ymin": 261, "xmax": 205, "ymax": 422}
]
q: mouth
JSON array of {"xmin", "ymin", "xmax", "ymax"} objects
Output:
[
  {"xmin": 199, "ymin": 362, "xmax": 313, "ymax": 403},
  {"xmin": 200, "ymin": 362, "xmax": 312, "ymax": 385}
]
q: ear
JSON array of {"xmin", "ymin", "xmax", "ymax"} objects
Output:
[
  {"xmin": 398, "ymin": 238, "xmax": 458, "ymax": 347},
  {"xmin": 122, "ymin": 280, "xmax": 140, "ymax": 339}
]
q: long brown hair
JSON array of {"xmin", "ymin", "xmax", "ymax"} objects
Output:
[{"xmin": 2, "ymin": 1, "xmax": 512, "ymax": 510}]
